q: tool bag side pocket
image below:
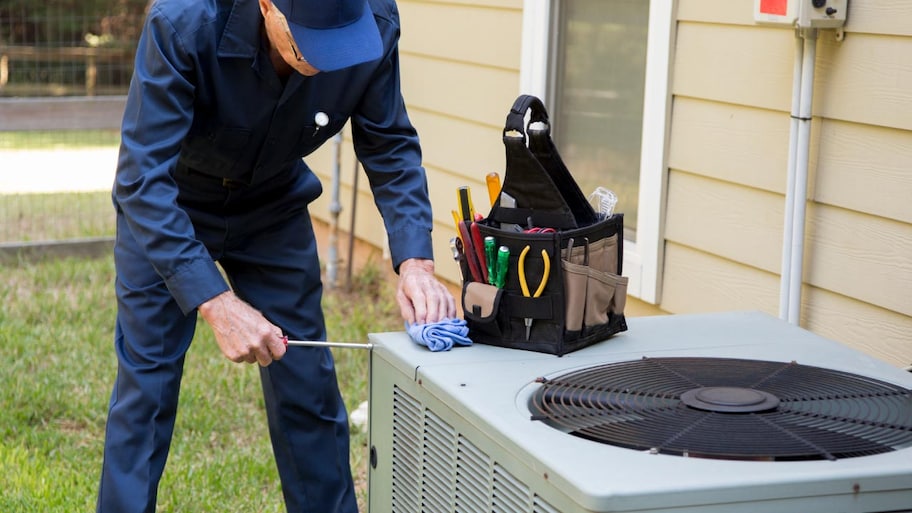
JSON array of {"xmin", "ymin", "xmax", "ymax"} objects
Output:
[
  {"xmin": 558, "ymin": 213, "xmax": 627, "ymax": 350},
  {"xmin": 583, "ymin": 269, "xmax": 619, "ymax": 328},
  {"xmin": 561, "ymin": 259, "xmax": 588, "ymax": 334},
  {"xmin": 583, "ymin": 235, "xmax": 619, "ymax": 274},
  {"xmin": 462, "ymin": 282, "xmax": 505, "ymax": 339}
]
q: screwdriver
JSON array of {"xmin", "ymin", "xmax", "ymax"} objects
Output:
[
  {"xmin": 485, "ymin": 172, "xmax": 501, "ymax": 207},
  {"xmin": 457, "ymin": 186, "xmax": 475, "ymax": 222}
]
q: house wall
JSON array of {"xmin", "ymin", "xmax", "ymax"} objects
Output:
[
  {"xmin": 307, "ymin": 0, "xmax": 910, "ymax": 367},
  {"xmin": 667, "ymin": 0, "xmax": 912, "ymax": 367}
]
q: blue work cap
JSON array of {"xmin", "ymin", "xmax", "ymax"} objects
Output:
[{"xmin": 271, "ymin": 0, "xmax": 382, "ymax": 72}]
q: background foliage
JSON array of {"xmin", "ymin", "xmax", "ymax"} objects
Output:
[
  {"xmin": 0, "ymin": 0, "xmax": 148, "ymax": 46},
  {"xmin": 0, "ymin": 0, "xmax": 148, "ymax": 96}
]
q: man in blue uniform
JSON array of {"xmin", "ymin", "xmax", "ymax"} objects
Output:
[{"xmin": 97, "ymin": 0, "xmax": 456, "ymax": 511}]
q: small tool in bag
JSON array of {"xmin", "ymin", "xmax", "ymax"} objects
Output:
[{"xmin": 459, "ymin": 94, "xmax": 628, "ymax": 355}]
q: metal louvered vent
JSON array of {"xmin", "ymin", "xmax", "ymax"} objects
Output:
[
  {"xmin": 391, "ymin": 388, "xmax": 423, "ymax": 512},
  {"xmin": 391, "ymin": 385, "xmax": 558, "ymax": 513},
  {"xmin": 529, "ymin": 357, "xmax": 912, "ymax": 461}
]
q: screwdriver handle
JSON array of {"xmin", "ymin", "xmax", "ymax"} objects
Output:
[{"xmin": 485, "ymin": 172, "xmax": 501, "ymax": 207}]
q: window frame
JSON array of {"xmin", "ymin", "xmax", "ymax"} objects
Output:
[{"xmin": 519, "ymin": 0, "xmax": 675, "ymax": 304}]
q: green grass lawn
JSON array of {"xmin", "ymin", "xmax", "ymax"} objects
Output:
[
  {"xmin": 0, "ymin": 253, "xmax": 400, "ymax": 512},
  {"xmin": 1, "ymin": 191, "xmax": 114, "ymax": 242}
]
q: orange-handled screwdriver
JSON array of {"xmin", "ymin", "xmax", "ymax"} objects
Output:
[{"xmin": 485, "ymin": 172, "xmax": 501, "ymax": 207}]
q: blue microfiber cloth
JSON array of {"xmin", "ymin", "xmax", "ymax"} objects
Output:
[{"xmin": 406, "ymin": 318, "xmax": 473, "ymax": 352}]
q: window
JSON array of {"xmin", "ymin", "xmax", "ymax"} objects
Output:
[
  {"xmin": 520, "ymin": 0, "xmax": 674, "ymax": 303},
  {"xmin": 552, "ymin": 0, "xmax": 648, "ymax": 238}
]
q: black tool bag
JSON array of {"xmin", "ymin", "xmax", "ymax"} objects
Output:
[{"xmin": 460, "ymin": 95, "xmax": 628, "ymax": 355}]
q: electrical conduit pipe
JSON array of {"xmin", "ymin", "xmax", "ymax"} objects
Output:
[{"xmin": 779, "ymin": 28, "xmax": 817, "ymax": 325}]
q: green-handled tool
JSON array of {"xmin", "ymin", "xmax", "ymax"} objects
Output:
[
  {"xmin": 494, "ymin": 245, "xmax": 510, "ymax": 288},
  {"xmin": 484, "ymin": 236, "xmax": 496, "ymax": 285}
]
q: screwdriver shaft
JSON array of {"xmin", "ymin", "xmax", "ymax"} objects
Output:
[{"xmin": 285, "ymin": 339, "xmax": 373, "ymax": 350}]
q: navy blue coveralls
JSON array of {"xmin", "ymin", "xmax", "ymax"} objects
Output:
[{"xmin": 97, "ymin": 0, "xmax": 433, "ymax": 511}]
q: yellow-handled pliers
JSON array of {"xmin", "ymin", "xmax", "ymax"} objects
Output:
[{"xmin": 518, "ymin": 245, "xmax": 551, "ymax": 340}]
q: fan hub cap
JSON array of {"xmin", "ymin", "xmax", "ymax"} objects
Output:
[{"xmin": 680, "ymin": 386, "xmax": 780, "ymax": 413}]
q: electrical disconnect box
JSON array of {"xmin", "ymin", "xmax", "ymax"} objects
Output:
[{"xmin": 754, "ymin": 0, "xmax": 848, "ymax": 28}]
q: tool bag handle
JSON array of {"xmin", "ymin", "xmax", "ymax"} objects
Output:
[{"xmin": 488, "ymin": 95, "xmax": 599, "ymax": 230}]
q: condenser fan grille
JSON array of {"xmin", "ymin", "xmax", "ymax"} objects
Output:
[{"xmin": 529, "ymin": 357, "xmax": 912, "ymax": 461}]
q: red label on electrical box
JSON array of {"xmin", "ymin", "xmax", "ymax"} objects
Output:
[{"xmin": 759, "ymin": 0, "xmax": 788, "ymax": 16}]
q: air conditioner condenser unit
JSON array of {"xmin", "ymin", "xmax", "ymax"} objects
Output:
[{"xmin": 367, "ymin": 311, "xmax": 912, "ymax": 513}]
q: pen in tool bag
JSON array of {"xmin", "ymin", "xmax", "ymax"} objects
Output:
[{"xmin": 518, "ymin": 245, "xmax": 551, "ymax": 340}]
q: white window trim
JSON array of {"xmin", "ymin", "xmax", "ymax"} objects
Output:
[{"xmin": 520, "ymin": 0, "xmax": 675, "ymax": 304}]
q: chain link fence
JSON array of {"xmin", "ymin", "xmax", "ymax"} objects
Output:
[
  {"xmin": 1, "ymin": 0, "xmax": 146, "ymax": 99},
  {"xmin": 1, "ymin": 1, "xmax": 147, "ymax": 247}
]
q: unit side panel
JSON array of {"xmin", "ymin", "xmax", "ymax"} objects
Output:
[{"xmin": 367, "ymin": 350, "xmax": 583, "ymax": 513}]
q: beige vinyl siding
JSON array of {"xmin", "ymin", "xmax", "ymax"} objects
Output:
[
  {"xmin": 661, "ymin": 243, "xmax": 910, "ymax": 366},
  {"xmin": 664, "ymin": 172, "xmax": 785, "ymax": 274},
  {"xmin": 668, "ymin": 0, "xmax": 912, "ymax": 367},
  {"xmin": 661, "ymin": 243, "xmax": 780, "ymax": 317},
  {"xmin": 669, "ymin": 98, "xmax": 792, "ymax": 195},
  {"xmin": 802, "ymin": 287, "xmax": 911, "ymax": 368},
  {"xmin": 838, "ymin": 3, "xmax": 912, "ymax": 36},
  {"xmin": 816, "ymin": 120, "xmax": 912, "ymax": 224},
  {"xmin": 815, "ymin": 36, "xmax": 912, "ymax": 132}
]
